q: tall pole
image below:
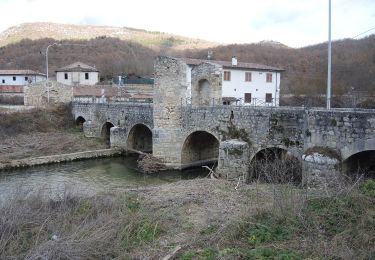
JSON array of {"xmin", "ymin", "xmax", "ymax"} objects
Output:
[
  {"xmin": 327, "ymin": 0, "xmax": 332, "ymax": 109},
  {"xmin": 45, "ymin": 43, "xmax": 60, "ymax": 103}
]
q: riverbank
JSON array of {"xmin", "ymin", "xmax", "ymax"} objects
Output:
[
  {"xmin": 0, "ymin": 178, "xmax": 374, "ymax": 259},
  {"xmin": 0, "ymin": 104, "xmax": 107, "ymax": 164},
  {"xmin": 0, "ymin": 148, "xmax": 123, "ymax": 171}
]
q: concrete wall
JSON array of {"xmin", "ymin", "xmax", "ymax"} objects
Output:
[{"xmin": 24, "ymin": 81, "xmax": 73, "ymax": 106}]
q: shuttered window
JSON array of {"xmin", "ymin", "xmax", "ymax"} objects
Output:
[
  {"xmin": 266, "ymin": 73, "xmax": 272, "ymax": 82},
  {"xmin": 224, "ymin": 71, "xmax": 231, "ymax": 81},
  {"xmin": 245, "ymin": 72, "xmax": 252, "ymax": 82}
]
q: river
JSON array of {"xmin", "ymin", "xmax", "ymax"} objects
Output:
[{"xmin": 0, "ymin": 156, "xmax": 208, "ymax": 201}]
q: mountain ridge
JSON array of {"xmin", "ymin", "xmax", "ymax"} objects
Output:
[{"xmin": 0, "ymin": 22, "xmax": 220, "ymax": 50}]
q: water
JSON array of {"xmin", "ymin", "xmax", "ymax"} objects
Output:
[{"xmin": 0, "ymin": 156, "xmax": 209, "ymax": 201}]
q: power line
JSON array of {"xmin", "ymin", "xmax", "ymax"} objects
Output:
[{"xmin": 352, "ymin": 26, "xmax": 375, "ymax": 39}]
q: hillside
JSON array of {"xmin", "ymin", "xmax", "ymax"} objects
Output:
[
  {"xmin": 0, "ymin": 22, "xmax": 374, "ymax": 98},
  {"xmin": 0, "ymin": 22, "xmax": 219, "ymax": 50},
  {"xmin": 182, "ymin": 35, "xmax": 375, "ymax": 97}
]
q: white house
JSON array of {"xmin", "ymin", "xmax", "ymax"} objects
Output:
[
  {"xmin": 0, "ymin": 70, "xmax": 46, "ymax": 86},
  {"xmin": 182, "ymin": 57, "xmax": 283, "ymax": 106},
  {"xmin": 56, "ymin": 62, "xmax": 99, "ymax": 86}
]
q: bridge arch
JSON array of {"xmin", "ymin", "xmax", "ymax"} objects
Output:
[
  {"xmin": 342, "ymin": 150, "xmax": 375, "ymax": 179},
  {"xmin": 248, "ymin": 147, "xmax": 302, "ymax": 184},
  {"xmin": 75, "ymin": 116, "xmax": 86, "ymax": 131},
  {"xmin": 126, "ymin": 123, "xmax": 153, "ymax": 153},
  {"xmin": 101, "ymin": 122, "xmax": 115, "ymax": 145},
  {"xmin": 181, "ymin": 130, "xmax": 219, "ymax": 168}
]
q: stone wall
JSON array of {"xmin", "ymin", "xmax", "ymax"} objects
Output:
[
  {"xmin": 217, "ymin": 139, "xmax": 250, "ymax": 180},
  {"xmin": 24, "ymin": 81, "xmax": 73, "ymax": 106},
  {"xmin": 152, "ymin": 56, "xmax": 188, "ymax": 167},
  {"xmin": 72, "ymin": 102, "xmax": 153, "ymax": 150},
  {"xmin": 191, "ymin": 62, "xmax": 222, "ymax": 107}
]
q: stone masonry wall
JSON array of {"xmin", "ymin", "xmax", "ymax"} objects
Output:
[
  {"xmin": 191, "ymin": 62, "xmax": 222, "ymax": 107},
  {"xmin": 152, "ymin": 56, "xmax": 189, "ymax": 167},
  {"xmin": 72, "ymin": 103, "xmax": 153, "ymax": 148},
  {"xmin": 24, "ymin": 81, "xmax": 73, "ymax": 106}
]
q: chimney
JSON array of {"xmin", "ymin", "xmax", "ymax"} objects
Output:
[
  {"xmin": 207, "ymin": 50, "xmax": 213, "ymax": 60},
  {"xmin": 232, "ymin": 56, "xmax": 237, "ymax": 66}
]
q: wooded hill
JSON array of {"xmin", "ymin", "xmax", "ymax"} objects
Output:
[{"xmin": 0, "ymin": 22, "xmax": 374, "ymax": 96}]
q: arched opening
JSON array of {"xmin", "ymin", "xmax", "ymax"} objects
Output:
[
  {"xmin": 342, "ymin": 150, "xmax": 375, "ymax": 180},
  {"xmin": 181, "ymin": 131, "xmax": 219, "ymax": 168},
  {"xmin": 127, "ymin": 124, "xmax": 153, "ymax": 153},
  {"xmin": 197, "ymin": 79, "xmax": 211, "ymax": 106},
  {"xmin": 75, "ymin": 116, "xmax": 86, "ymax": 131},
  {"xmin": 101, "ymin": 122, "xmax": 114, "ymax": 146},
  {"xmin": 248, "ymin": 148, "xmax": 302, "ymax": 184}
]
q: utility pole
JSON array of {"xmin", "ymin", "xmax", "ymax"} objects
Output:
[{"xmin": 327, "ymin": 0, "xmax": 332, "ymax": 109}]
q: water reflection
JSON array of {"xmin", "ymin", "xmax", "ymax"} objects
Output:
[{"xmin": 0, "ymin": 156, "xmax": 209, "ymax": 201}]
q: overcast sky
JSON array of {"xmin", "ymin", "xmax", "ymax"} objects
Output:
[{"xmin": 0, "ymin": 0, "xmax": 374, "ymax": 47}]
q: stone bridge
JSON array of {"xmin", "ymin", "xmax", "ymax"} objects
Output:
[
  {"xmin": 71, "ymin": 56, "xmax": 375, "ymax": 186},
  {"xmin": 72, "ymin": 102, "xmax": 375, "ymax": 186}
]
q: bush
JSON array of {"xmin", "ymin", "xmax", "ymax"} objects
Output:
[
  {"xmin": 0, "ymin": 103, "xmax": 74, "ymax": 137},
  {"xmin": 360, "ymin": 179, "xmax": 375, "ymax": 197}
]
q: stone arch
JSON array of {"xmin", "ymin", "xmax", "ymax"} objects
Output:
[
  {"xmin": 342, "ymin": 150, "xmax": 375, "ymax": 179},
  {"xmin": 126, "ymin": 123, "xmax": 153, "ymax": 153},
  {"xmin": 249, "ymin": 147, "xmax": 302, "ymax": 184},
  {"xmin": 101, "ymin": 122, "xmax": 114, "ymax": 145},
  {"xmin": 75, "ymin": 116, "xmax": 86, "ymax": 131},
  {"xmin": 181, "ymin": 130, "xmax": 219, "ymax": 168}
]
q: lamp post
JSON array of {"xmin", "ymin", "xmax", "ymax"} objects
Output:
[
  {"xmin": 44, "ymin": 42, "xmax": 87, "ymax": 103},
  {"xmin": 327, "ymin": 0, "xmax": 332, "ymax": 109},
  {"xmin": 45, "ymin": 42, "xmax": 61, "ymax": 103}
]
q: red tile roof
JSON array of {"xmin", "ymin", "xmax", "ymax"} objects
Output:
[{"xmin": 0, "ymin": 85, "xmax": 24, "ymax": 93}]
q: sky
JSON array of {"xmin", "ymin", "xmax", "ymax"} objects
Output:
[{"xmin": 0, "ymin": 0, "xmax": 374, "ymax": 47}]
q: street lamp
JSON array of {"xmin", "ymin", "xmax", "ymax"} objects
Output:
[
  {"xmin": 44, "ymin": 42, "xmax": 88, "ymax": 103},
  {"xmin": 46, "ymin": 42, "xmax": 61, "ymax": 81},
  {"xmin": 327, "ymin": 0, "xmax": 332, "ymax": 109}
]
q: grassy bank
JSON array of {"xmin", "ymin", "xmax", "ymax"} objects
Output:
[
  {"xmin": 0, "ymin": 104, "xmax": 106, "ymax": 162},
  {"xmin": 0, "ymin": 179, "xmax": 374, "ymax": 259}
]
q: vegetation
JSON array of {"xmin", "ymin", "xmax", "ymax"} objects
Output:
[
  {"xmin": 0, "ymin": 174, "xmax": 374, "ymax": 259},
  {"xmin": 0, "ymin": 104, "xmax": 106, "ymax": 162},
  {"xmin": 0, "ymin": 104, "xmax": 74, "ymax": 137},
  {"xmin": 0, "ymin": 23, "xmax": 374, "ymax": 99}
]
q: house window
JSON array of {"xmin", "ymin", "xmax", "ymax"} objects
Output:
[
  {"xmin": 244, "ymin": 93, "xmax": 252, "ymax": 103},
  {"xmin": 245, "ymin": 72, "xmax": 252, "ymax": 82},
  {"xmin": 25, "ymin": 76, "xmax": 28, "ymax": 81},
  {"xmin": 265, "ymin": 93, "xmax": 273, "ymax": 103},
  {"xmin": 13, "ymin": 76, "xmax": 16, "ymax": 81},
  {"xmin": 224, "ymin": 71, "xmax": 231, "ymax": 81},
  {"xmin": 85, "ymin": 72, "xmax": 89, "ymax": 80},
  {"xmin": 1, "ymin": 79, "xmax": 4, "ymax": 84},
  {"xmin": 266, "ymin": 73, "xmax": 272, "ymax": 82},
  {"xmin": 64, "ymin": 73, "xmax": 68, "ymax": 80}
]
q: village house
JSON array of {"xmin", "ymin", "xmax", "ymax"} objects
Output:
[
  {"xmin": 182, "ymin": 57, "xmax": 283, "ymax": 106},
  {"xmin": 0, "ymin": 70, "xmax": 46, "ymax": 103},
  {"xmin": 0, "ymin": 70, "xmax": 46, "ymax": 86},
  {"xmin": 56, "ymin": 62, "xmax": 99, "ymax": 86}
]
